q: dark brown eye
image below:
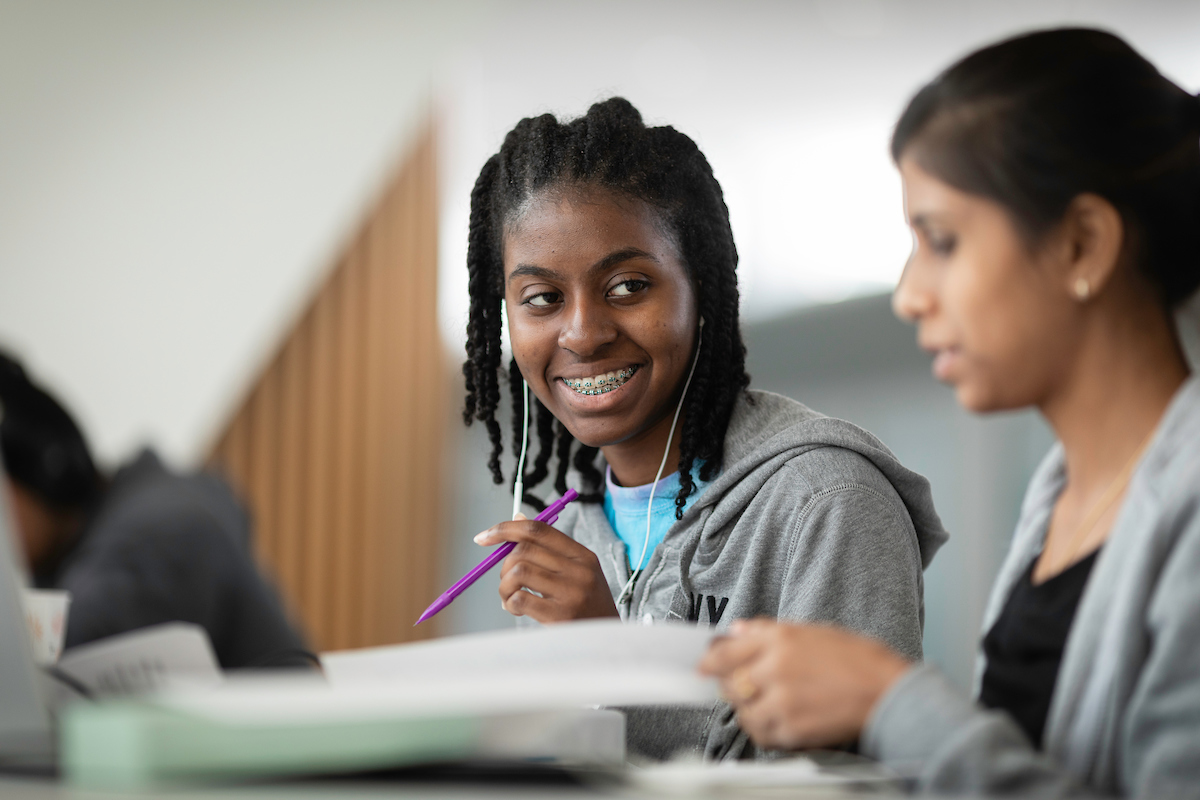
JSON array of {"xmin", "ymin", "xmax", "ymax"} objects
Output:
[
  {"xmin": 929, "ymin": 234, "xmax": 956, "ymax": 256},
  {"xmin": 609, "ymin": 280, "xmax": 648, "ymax": 297},
  {"xmin": 525, "ymin": 292, "xmax": 561, "ymax": 307}
]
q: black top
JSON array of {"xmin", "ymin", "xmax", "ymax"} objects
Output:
[
  {"xmin": 979, "ymin": 548, "xmax": 1101, "ymax": 747},
  {"xmin": 35, "ymin": 449, "xmax": 309, "ymax": 669}
]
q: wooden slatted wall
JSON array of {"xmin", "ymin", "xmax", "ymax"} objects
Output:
[{"xmin": 210, "ymin": 122, "xmax": 444, "ymax": 651}]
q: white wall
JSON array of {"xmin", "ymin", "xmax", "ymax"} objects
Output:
[
  {"xmin": 3, "ymin": 0, "xmax": 1198, "ymax": 471},
  {"xmin": 0, "ymin": 0, "xmax": 492, "ymax": 467},
  {"xmin": 436, "ymin": 0, "xmax": 1200, "ymax": 346}
]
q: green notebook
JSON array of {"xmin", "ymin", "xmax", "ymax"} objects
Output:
[{"xmin": 61, "ymin": 700, "xmax": 478, "ymax": 788}]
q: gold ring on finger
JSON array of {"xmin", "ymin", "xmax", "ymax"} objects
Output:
[{"xmin": 730, "ymin": 670, "xmax": 758, "ymax": 702}]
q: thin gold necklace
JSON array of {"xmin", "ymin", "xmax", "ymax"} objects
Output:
[{"xmin": 1041, "ymin": 428, "xmax": 1154, "ymax": 579}]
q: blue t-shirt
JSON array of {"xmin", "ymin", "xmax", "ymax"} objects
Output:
[{"xmin": 603, "ymin": 464, "xmax": 713, "ymax": 571}]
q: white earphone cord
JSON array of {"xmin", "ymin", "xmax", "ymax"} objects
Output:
[
  {"xmin": 512, "ymin": 379, "xmax": 530, "ymax": 520},
  {"xmin": 617, "ymin": 321, "xmax": 703, "ymax": 608}
]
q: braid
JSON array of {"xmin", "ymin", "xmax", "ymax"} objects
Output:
[
  {"xmin": 508, "ymin": 355, "xmax": 527, "ymax": 485},
  {"xmin": 463, "ymin": 155, "xmax": 506, "ymax": 486},
  {"xmin": 572, "ymin": 444, "xmax": 605, "ymax": 504},
  {"xmin": 553, "ymin": 419, "xmax": 574, "ymax": 497},
  {"xmin": 463, "ymin": 98, "xmax": 750, "ymax": 512},
  {"xmin": 521, "ymin": 399, "xmax": 557, "ymax": 510}
]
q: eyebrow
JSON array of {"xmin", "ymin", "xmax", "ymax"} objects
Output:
[
  {"xmin": 908, "ymin": 209, "xmax": 957, "ymax": 228},
  {"xmin": 506, "ymin": 247, "xmax": 659, "ymax": 286}
]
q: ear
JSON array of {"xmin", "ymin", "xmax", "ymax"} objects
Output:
[{"xmin": 1060, "ymin": 193, "xmax": 1124, "ymax": 302}]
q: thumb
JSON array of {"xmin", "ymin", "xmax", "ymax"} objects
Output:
[{"xmin": 513, "ymin": 512, "xmax": 527, "ymax": 521}]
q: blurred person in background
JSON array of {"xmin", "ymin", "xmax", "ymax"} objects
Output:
[
  {"xmin": 0, "ymin": 350, "xmax": 311, "ymax": 669},
  {"xmin": 701, "ymin": 28, "xmax": 1200, "ymax": 796}
]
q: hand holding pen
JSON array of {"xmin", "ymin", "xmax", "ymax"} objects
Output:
[
  {"xmin": 417, "ymin": 487, "xmax": 618, "ymax": 625},
  {"xmin": 417, "ymin": 489, "xmax": 595, "ymax": 623}
]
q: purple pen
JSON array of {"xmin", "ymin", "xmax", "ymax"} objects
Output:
[{"xmin": 415, "ymin": 488, "xmax": 579, "ymax": 625}]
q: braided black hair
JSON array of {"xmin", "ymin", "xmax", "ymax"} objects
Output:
[{"xmin": 462, "ymin": 98, "xmax": 750, "ymax": 518}]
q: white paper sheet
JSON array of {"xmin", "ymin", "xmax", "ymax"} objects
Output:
[
  {"xmin": 57, "ymin": 622, "xmax": 221, "ymax": 697},
  {"xmin": 322, "ymin": 617, "xmax": 716, "ymax": 686},
  {"xmin": 630, "ymin": 755, "xmax": 904, "ymax": 793},
  {"xmin": 155, "ymin": 620, "xmax": 718, "ymax": 726}
]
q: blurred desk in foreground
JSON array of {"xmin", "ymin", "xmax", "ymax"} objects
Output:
[{"xmin": 1, "ymin": 754, "xmax": 907, "ymax": 799}]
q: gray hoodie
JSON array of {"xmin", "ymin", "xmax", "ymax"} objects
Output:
[
  {"xmin": 863, "ymin": 376, "xmax": 1200, "ymax": 797},
  {"xmin": 548, "ymin": 390, "xmax": 948, "ymax": 760}
]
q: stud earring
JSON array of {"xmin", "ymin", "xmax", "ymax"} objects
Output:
[{"xmin": 1073, "ymin": 277, "xmax": 1091, "ymax": 301}]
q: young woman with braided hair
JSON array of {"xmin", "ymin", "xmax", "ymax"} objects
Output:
[
  {"xmin": 702, "ymin": 29, "xmax": 1200, "ymax": 795},
  {"xmin": 463, "ymin": 97, "xmax": 947, "ymax": 760}
]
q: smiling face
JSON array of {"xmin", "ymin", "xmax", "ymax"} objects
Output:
[
  {"xmin": 502, "ymin": 185, "xmax": 699, "ymax": 462},
  {"xmin": 892, "ymin": 158, "xmax": 1082, "ymax": 413}
]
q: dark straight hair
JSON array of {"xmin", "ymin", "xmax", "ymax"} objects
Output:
[
  {"xmin": 462, "ymin": 98, "xmax": 750, "ymax": 517},
  {"xmin": 0, "ymin": 351, "xmax": 101, "ymax": 511},
  {"xmin": 892, "ymin": 28, "xmax": 1200, "ymax": 308}
]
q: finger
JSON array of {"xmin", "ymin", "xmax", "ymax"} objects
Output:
[
  {"xmin": 717, "ymin": 663, "xmax": 766, "ymax": 708},
  {"xmin": 718, "ymin": 666, "xmax": 763, "ymax": 706},
  {"xmin": 729, "ymin": 617, "xmax": 782, "ymax": 638},
  {"xmin": 500, "ymin": 540, "xmax": 584, "ymax": 576},
  {"xmin": 698, "ymin": 634, "xmax": 767, "ymax": 677},
  {"xmin": 474, "ymin": 520, "xmax": 581, "ymax": 556},
  {"xmin": 513, "ymin": 512, "xmax": 527, "ymax": 520},
  {"xmin": 497, "ymin": 534, "xmax": 604, "ymax": 580},
  {"xmin": 498, "ymin": 560, "xmax": 562, "ymax": 604},
  {"xmin": 734, "ymin": 687, "xmax": 792, "ymax": 749},
  {"xmin": 501, "ymin": 587, "xmax": 564, "ymax": 622},
  {"xmin": 474, "ymin": 518, "xmax": 547, "ymax": 546}
]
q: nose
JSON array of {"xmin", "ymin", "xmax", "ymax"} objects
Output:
[
  {"xmin": 558, "ymin": 297, "xmax": 617, "ymax": 356},
  {"xmin": 892, "ymin": 254, "xmax": 935, "ymax": 324}
]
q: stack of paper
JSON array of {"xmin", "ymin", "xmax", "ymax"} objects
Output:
[
  {"xmin": 61, "ymin": 619, "xmax": 717, "ymax": 788},
  {"xmin": 321, "ymin": 618, "xmax": 719, "ymax": 709}
]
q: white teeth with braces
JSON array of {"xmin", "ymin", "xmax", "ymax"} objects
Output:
[{"xmin": 562, "ymin": 367, "xmax": 638, "ymax": 396}]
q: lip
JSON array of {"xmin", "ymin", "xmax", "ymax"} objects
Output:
[{"xmin": 930, "ymin": 347, "xmax": 961, "ymax": 381}]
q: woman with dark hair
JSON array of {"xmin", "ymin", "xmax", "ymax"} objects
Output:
[
  {"xmin": 462, "ymin": 97, "xmax": 947, "ymax": 759},
  {"xmin": 702, "ymin": 28, "xmax": 1200, "ymax": 795}
]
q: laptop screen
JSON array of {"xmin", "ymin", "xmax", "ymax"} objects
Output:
[{"xmin": 0, "ymin": 451, "xmax": 53, "ymax": 762}]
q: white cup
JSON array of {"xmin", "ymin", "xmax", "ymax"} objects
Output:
[{"xmin": 21, "ymin": 589, "xmax": 71, "ymax": 665}]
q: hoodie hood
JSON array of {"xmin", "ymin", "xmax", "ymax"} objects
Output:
[{"xmin": 685, "ymin": 390, "xmax": 948, "ymax": 568}]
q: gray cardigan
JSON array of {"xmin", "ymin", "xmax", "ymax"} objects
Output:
[
  {"xmin": 864, "ymin": 376, "xmax": 1200, "ymax": 798},
  {"xmin": 548, "ymin": 390, "xmax": 948, "ymax": 760}
]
